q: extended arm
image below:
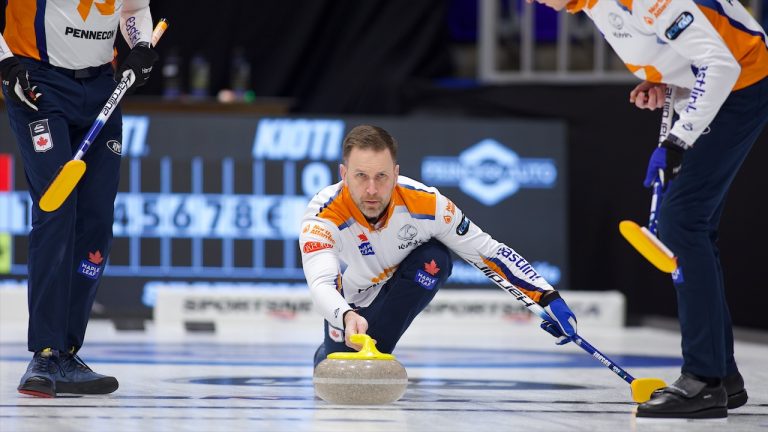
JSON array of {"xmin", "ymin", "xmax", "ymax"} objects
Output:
[{"xmin": 432, "ymin": 194, "xmax": 577, "ymax": 342}]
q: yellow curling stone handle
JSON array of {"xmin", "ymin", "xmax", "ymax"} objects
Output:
[{"xmin": 327, "ymin": 334, "xmax": 396, "ymax": 360}]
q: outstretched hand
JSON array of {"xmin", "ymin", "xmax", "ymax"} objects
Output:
[{"xmin": 542, "ymin": 297, "xmax": 578, "ymax": 345}]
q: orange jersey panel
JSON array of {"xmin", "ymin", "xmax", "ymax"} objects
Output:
[{"xmin": 697, "ymin": 4, "xmax": 768, "ymax": 90}]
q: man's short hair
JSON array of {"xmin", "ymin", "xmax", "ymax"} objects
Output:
[{"xmin": 342, "ymin": 125, "xmax": 398, "ymax": 164}]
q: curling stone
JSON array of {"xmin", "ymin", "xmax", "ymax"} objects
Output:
[{"xmin": 313, "ymin": 334, "xmax": 408, "ymax": 405}]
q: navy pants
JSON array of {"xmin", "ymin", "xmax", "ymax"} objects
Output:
[
  {"xmin": 3, "ymin": 59, "xmax": 122, "ymax": 353},
  {"xmin": 314, "ymin": 240, "xmax": 453, "ymax": 366},
  {"xmin": 658, "ymin": 76, "xmax": 768, "ymax": 378}
]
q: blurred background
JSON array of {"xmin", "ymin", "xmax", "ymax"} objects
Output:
[{"xmin": 1, "ymin": 0, "xmax": 767, "ymax": 331}]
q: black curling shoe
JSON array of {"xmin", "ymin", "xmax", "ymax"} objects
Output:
[
  {"xmin": 725, "ymin": 371, "xmax": 748, "ymax": 409},
  {"xmin": 636, "ymin": 373, "xmax": 727, "ymax": 419}
]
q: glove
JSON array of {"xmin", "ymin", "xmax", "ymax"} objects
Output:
[
  {"xmin": 0, "ymin": 56, "xmax": 41, "ymax": 111},
  {"xmin": 540, "ymin": 320, "xmax": 572, "ymax": 345},
  {"xmin": 643, "ymin": 138, "xmax": 686, "ymax": 189},
  {"xmin": 115, "ymin": 42, "xmax": 158, "ymax": 89},
  {"xmin": 540, "ymin": 291, "xmax": 577, "ymax": 345}
]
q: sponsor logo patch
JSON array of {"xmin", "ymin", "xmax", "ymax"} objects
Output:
[
  {"xmin": 415, "ymin": 260, "xmax": 441, "ymax": 290},
  {"xmin": 302, "ymin": 241, "xmax": 333, "ymax": 254},
  {"xmin": 77, "ymin": 250, "xmax": 104, "ymax": 279},
  {"xmin": 64, "ymin": 27, "xmax": 116, "ymax": 40},
  {"xmin": 124, "ymin": 16, "xmax": 142, "ymax": 46},
  {"xmin": 648, "ymin": 0, "xmax": 671, "ymax": 18},
  {"xmin": 398, "ymin": 224, "xmax": 418, "ymax": 241},
  {"xmin": 415, "ymin": 270, "xmax": 438, "ymax": 290},
  {"xmin": 309, "ymin": 224, "xmax": 335, "ymax": 244},
  {"xmin": 497, "ymin": 246, "xmax": 542, "ymax": 281},
  {"xmin": 29, "ymin": 120, "xmax": 53, "ymax": 153},
  {"xmin": 665, "ymin": 12, "xmax": 694, "ymax": 40},
  {"xmin": 106, "ymin": 140, "xmax": 122, "ymax": 155},
  {"xmin": 609, "ymin": 13, "xmax": 624, "ymax": 29},
  {"xmin": 357, "ymin": 233, "xmax": 374, "ymax": 256},
  {"xmin": 456, "ymin": 215, "xmax": 471, "ymax": 236},
  {"xmin": 685, "ymin": 65, "xmax": 708, "ymax": 114},
  {"xmin": 445, "ymin": 200, "xmax": 456, "ymax": 215}
]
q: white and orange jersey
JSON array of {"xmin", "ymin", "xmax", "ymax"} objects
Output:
[
  {"xmin": 2, "ymin": 0, "xmax": 153, "ymax": 70},
  {"xmin": 300, "ymin": 176, "xmax": 555, "ymax": 329},
  {"xmin": 568, "ymin": 0, "xmax": 768, "ymax": 146}
]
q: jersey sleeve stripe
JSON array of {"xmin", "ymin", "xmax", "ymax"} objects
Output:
[
  {"xmin": 615, "ymin": 0, "xmax": 633, "ymax": 13},
  {"xmin": 482, "ymin": 256, "xmax": 546, "ymax": 302},
  {"xmin": 695, "ymin": 3, "xmax": 768, "ymax": 89},
  {"xmin": 3, "ymin": 0, "xmax": 42, "ymax": 61},
  {"xmin": 338, "ymin": 217, "xmax": 356, "ymax": 231},
  {"xmin": 695, "ymin": 0, "xmax": 767, "ymax": 43},
  {"xmin": 317, "ymin": 188, "xmax": 342, "ymax": 215},
  {"xmin": 316, "ymin": 188, "xmax": 350, "ymax": 229},
  {"xmin": 34, "ymin": 0, "xmax": 49, "ymax": 62}
]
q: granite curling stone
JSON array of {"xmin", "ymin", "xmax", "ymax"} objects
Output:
[{"xmin": 313, "ymin": 334, "xmax": 408, "ymax": 405}]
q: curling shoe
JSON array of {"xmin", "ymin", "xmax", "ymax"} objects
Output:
[
  {"xmin": 725, "ymin": 371, "xmax": 748, "ymax": 409},
  {"xmin": 57, "ymin": 351, "xmax": 119, "ymax": 395},
  {"xmin": 637, "ymin": 373, "xmax": 727, "ymax": 419},
  {"xmin": 18, "ymin": 348, "xmax": 61, "ymax": 398}
]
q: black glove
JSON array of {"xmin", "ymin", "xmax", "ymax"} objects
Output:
[
  {"xmin": 0, "ymin": 56, "xmax": 41, "ymax": 111},
  {"xmin": 643, "ymin": 137, "xmax": 686, "ymax": 188},
  {"xmin": 115, "ymin": 42, "xmax": 158, "ymax": 89}
]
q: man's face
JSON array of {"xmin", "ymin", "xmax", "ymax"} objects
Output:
[
  {"xmin": 340, "ymin": 147, "xmax": 399, "ymax": 223},
  {"xmin": 527, "ymin": 0, "xmax": 570, "ymax": 11}
]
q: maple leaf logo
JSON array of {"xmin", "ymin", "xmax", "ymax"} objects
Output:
[
  {"xmin": 424, "ymin": 260, "xmax": 440, "ymax": 276},
  {"xmin": 358, "ymin": 233, "xmax": 369, "ymax": 242},
  {"xmin": 36, "ymin": 136, "xmax": 48, "ymax": 147},
  {"xmin": 88, "ymin": 250, "xmax": 104, "ymax": 265}
]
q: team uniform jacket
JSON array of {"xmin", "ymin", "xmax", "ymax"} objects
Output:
[
  {"xmin": 1, "ymin": 0, "xmax": 153, "ymax": 68},
  {"xmin": 300, "ymin": 176, "xmax": 555, "ymax": 330},
  {"xmin": 567, "ymin": 0, "xmax": 768, "ymax": 147}
]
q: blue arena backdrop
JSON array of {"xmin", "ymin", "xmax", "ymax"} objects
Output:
[{"xmin": 0, "ymin": 113, "xmax": 567, "ymax": 319}]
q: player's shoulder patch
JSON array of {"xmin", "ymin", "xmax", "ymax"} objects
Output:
[{"xmin": 665, "ymin": 12, "xmax": 694, "ymax": 40}]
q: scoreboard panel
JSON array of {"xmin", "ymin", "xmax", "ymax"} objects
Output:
[{"xmin": 0, "ymin": 114, "xmax": 567, "ymax": 318}]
